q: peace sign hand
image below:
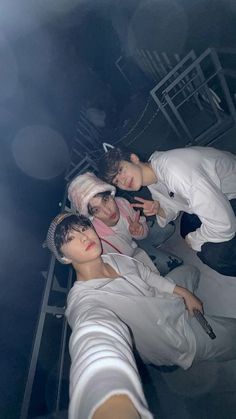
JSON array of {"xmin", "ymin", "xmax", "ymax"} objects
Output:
[
  {"xmin": 127, "ymin": 210, "xmax": 144, "ymax": 236},
  {"xmin": 131, "ymin": 197, "xmax": 160, "ymax": 217}
]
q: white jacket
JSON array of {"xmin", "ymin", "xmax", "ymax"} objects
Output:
[
  {"xmin": 149, "ymin": 147, "xmax": 236, "ymax": 251},
  {"xmin": 66, "ymin": 254, "xmax": 197, "ymax": 419}
]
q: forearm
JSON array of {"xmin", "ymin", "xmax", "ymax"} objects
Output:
[
  {"xmin": 186, "ymin": 221, "xmax": 236, "ymax": 251},
  {"xmin": 67, "ymin": 304, "xmax": 152, "ymax": 419},
  {"xmin": 156, "ymin": 203, "xmax": 166, "ymax": 219},
  {"xmin": 155, "ymin": 205, "xmax": 179, "ymax": 227},
  {"xmin": 93, "ymin": 395, "xmax": 141, "ymax": 419}
]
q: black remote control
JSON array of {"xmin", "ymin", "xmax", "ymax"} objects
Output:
[{"xmin": 193, "ymin": 309, "xmax": 216, "ymax": 340}]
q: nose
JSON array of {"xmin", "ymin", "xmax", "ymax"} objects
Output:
[
  {"xmin": 103, "ymin": 206, "xmax": 112, "ymax": 216},
  {"xmin": 80, "ymin": 231, "xmax": 89, "ymax": 242}
]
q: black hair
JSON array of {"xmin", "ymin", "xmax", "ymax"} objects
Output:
[
  {"xmin": 54, "ymin": 214, "xmax": 93, "ymax": 257},
  {"xmin": 98, "ymin": 147, "xmax": 132, "ymax": 184},
  {"xmin": 87, "ymin": 190, "xmax": 112, "ymax": 216}
]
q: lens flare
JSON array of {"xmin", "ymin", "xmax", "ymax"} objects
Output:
[{"xmin": 12, "ymin": 125, "xmax": 70, "ymax": 180}]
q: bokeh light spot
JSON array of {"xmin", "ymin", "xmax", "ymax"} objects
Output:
[{"xmin": 12, "ymin": 125, "xmax": 70, "ymax": 180}]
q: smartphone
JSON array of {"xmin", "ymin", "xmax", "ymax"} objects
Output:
[{"xmin": 193, "ymin": 309, "xmax": 216, "ymax": 340}]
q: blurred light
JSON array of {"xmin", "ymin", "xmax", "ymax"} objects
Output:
[
  {"xmin": 38, "ymin": 0, "xmax": 83, "ymax": 15},
  {"xmin": 127, "ymin": 0, "xmax": 188, "ymax": 56},
  {"xmin": 0, "ymin": 34, "xmax": 18, "ymax": 101},
  {"xmin": 12, "ymin": 125, "xmax": 70, "ymax": 180}
]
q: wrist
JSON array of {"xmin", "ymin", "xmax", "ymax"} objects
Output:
[{"xmin": 174, "ymin": 285, "xmax": 188, "ymax": 298}]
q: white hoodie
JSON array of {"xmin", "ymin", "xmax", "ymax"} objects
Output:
[{"xmin": 149, "ymin": 146, "xmax": 236, "ymax": 251}]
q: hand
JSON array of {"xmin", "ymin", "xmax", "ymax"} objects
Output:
[
  {"xmin": 185, "ymin": 235, "xmax": 193, "ymax": 249},
  {"xmin": 127, "ymin": 210, "xmax": 144, "ymax": 236},
  {"xmin": 131, "ymin": 197, "xmax": 160, "ymax": 216},
  {"xmin": 174, "ymin": 286, "xmax": 203, "ymax": 316},
  {"xmin": 183, "ymin": 291, "xmax": 203, "ymax": 316}
]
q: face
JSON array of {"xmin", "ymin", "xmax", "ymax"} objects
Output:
[
  {"xmin": 112, "ymin": 156, "xmax": 143, "ymax": 191},
  {"xmin": 60, "ymin": 225, "xmax": 102, "ymax": 265},
  {"xmin": 89, "ymin": 194, "xmax": 120, "ymax": 227}
]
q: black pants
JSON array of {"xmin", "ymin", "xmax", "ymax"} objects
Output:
[{"xmin": 180, "ymin": 199, "xmax": 236, "ymax": 276}]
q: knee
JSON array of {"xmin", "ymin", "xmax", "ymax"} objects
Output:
[{"xmin": 198, "ymin": 242, "xmax": 236, "ymax": 276}]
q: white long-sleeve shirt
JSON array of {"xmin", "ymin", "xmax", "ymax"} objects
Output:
[
  {"xmin": 66, "ymin": 254, "xmax": 197, "ymax": 419},
  {"xmin": 149, "ymin": 147, "xmax": 236, "ymax": 251}
]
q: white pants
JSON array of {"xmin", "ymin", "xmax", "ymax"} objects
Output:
[{"xmin": 168, "ymin": 265, "xmax": 236, "ymax": 364}]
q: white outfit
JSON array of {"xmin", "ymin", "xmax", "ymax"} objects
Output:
[
  {"xmin": 149, "ymin": 147, "xmax": 236, "ymax": 251},
  {"xmin": 66, "ymin": 254, "xmax": 236, "ymax": 419}
]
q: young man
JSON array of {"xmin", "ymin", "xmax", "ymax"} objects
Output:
[
  {"xmin": 98, "ymin": 146, "xmax": 236, "ymax": 276},
  {"xmin": 68, "ymin": 172, "xmax": 182, "ymax": 275},
  {"xmin": 46, "ymin": 212, "xmax": 236, "ymax": 419}
]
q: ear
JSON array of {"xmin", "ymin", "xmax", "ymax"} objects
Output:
[
  {"xmin": 130, "ymin": 153, "xmax": 140, "ymax": 165},
  {"xmin": 61, "ymin": 256, "xmax": 72, "ymax": 265}
]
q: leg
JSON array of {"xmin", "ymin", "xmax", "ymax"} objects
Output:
[
  {"xmin": 198, "ymin": 237, "xmax": 236, "ymax": 276},
  {"xmin": 180, "ymin": 213, "xmax": 201, "ymax": 238},
  {"xmin": 146, "ymin": 219, "xmax": 175, "ymax": 247},
  {"xmin": 137, "ymin": 221, "xmax": 182, "ymax": 276},
  {"xmin": 190, "ymin": 315, "xmax": 236, "ymax": 362},
  {"xmin": 166, "ymin": 264, "xmax": 200, "ymax": 293}
]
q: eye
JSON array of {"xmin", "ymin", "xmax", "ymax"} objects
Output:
[
  {"xmin": 66, "ymin": 234, "xmax": 74, "ymax": 243},
  {"xmin": 91, "ymin": 208, "xmax": 99, "ymax": 215},
  {"xmin": 79, "ymin": 225, "xmax": 89, "ymax": 233},
  {"xmin": 103, "ymin": 195, "xmax": 109, "ymax": 203},
  {"xmin": 118, "ymin": 166, "xmax": 123, "ymax": 174}
]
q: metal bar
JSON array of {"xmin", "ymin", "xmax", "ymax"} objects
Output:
[
  {"xmin": 166, "ymin": 71, "xmax": 217, "ymax": 102},
  {"xmin": 165, "ymin": 93, "xmax": 193, "ymax": 141},
  {"xmin": 211, "ymin": 48, "xmax": 236, "ymax": 124},
  {"xmin": 140, "ymin": 49, "xmax": 156, "ymax": 80},
  {"xmin": 153, "ymin": 51, "xmax": 168, "ymax": 76},
  {"xmin": 55, "ymin": 267, "xmax": 73, "ymax": 412},
  {"xmin": 164, "ymin": 60, "xmax": 221, "ymax": 123},
  {"xmin": 161, "ymin": 52, "xmax": 173, "ymax": 71},
  {"xmin": 136, "ymin": 49, "xmax": 151, "ymax": 77},
  {"xmin": 115, "ymin": 55, "xmax": 132, "ymax": 85},
  {"xmin": 150, "ymin": 52, "xmax": 164, "ymax": 79},
  {"xmin": 20, "ymin": 256, "xmax": 57, "ymax": 419},
  {"xmin": 150, "ymin": 93, "xmax": 182, "ymax": 137},
  {"xmin": 145, "ymin": 50, "xmax": 160, "ymax": 81},
  {"xmin": 151, "ymin": 50, "xmax": 196, "ymax": 97}
]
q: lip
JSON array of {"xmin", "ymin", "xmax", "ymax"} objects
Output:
[
  {"xmin": 128, "ymin": 178, "xmax": 133, "ymax": 188},
  {"xmin": 85, "ymin": 242, "xmax": 95, "ymax": 251}
]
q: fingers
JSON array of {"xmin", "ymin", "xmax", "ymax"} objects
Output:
[
  {"xmin": 144, "ymin": 210, "xmax": 157, "ymax": 217},
  {"xmin": 131, "ymin": 203, "xmax": 145, "ymax": 209},
  {"xmin": 127, "ymin": 216, "xmax": 132, "ymax": 225},
  {"xmin": 133, "ymin": 196, "xmax": 147, "ymax": 203},
  {"xmin": 134, "ymin": 210, "xmax": 140, "ymax": 222}
]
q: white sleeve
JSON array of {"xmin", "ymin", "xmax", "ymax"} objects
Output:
[
  {"xmin": 155, "ymin": 207, "xmax": 180, "ymax": 227},
  {"xmin": 186, "ymin": 179, "xmax": 236, "ymax": 251},
  {"xmin": 136, "ymin": 259, "xmax": 176, "ymax": 294},
  {"xmin": 66, "ymin": 292, "xmax": 153, "ymax": 419}
]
